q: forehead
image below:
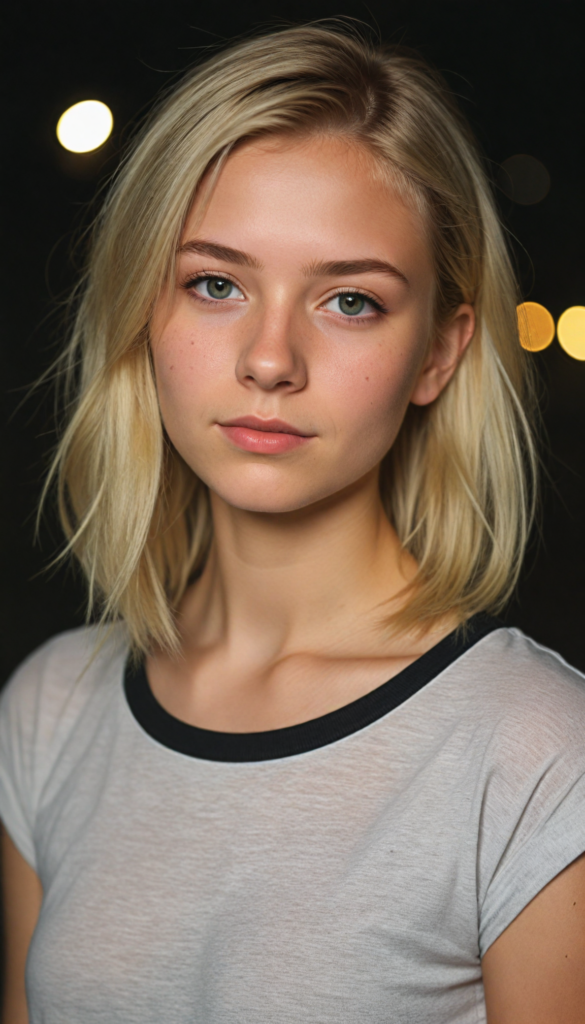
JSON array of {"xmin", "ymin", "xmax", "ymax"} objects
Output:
[{"xmin": 183, "ymin": 135, "xmax": 432, "ymax": 282}]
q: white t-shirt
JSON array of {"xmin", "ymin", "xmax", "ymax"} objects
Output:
[{"xmin": 1, "ymin": 616, "xmax": 585, "ymax": 1024}]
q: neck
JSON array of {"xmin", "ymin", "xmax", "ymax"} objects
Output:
[{"xmin": 177, "ymin": 469, "xmax": 417, "ymax": 665}]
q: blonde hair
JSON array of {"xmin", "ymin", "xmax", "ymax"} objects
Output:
[{"xmin": 45, "ymin": 24, "xmax": 536, "ymax": 652}]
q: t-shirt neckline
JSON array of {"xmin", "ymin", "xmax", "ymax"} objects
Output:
[{"xmin": 124, "ymin": 613, "xmax": 502, "ymax": 763}]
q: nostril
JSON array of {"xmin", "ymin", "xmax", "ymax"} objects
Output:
[
  {"xmin": 236, "ymin": 346, "xmax": 307, "ymax": 391},
  {"xmin": 242, "ymin": 374, "xmax": 296, "ymax": 389}
]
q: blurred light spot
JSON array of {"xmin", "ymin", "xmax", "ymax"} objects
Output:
[
  {"xmin": 557, "ymin": 306, "xmax": 585, "ymax": 360},
  {"xmin": 517, "ymin": 302, "xmax": 555, "ymax": 352},
  {"xmin": 56, "ymin": 100, "xmax": 113, "ymax": 153},
  {"xmin": 498, "ymin": 154, "xmax": 550, "ymax": 205}
]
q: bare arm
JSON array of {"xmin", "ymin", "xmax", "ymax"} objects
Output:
[
  {"xmin": 482, "ymin": 852, "xmax": 585, "ymax": 1024},
  {"xmin": 1, "ymin": 827, "xmax": 42, "ymax": 1024}
]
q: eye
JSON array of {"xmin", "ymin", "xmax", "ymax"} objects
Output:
[
  {"xmin": 323, "ymin": 292, "xmax": 380, "ymax": 317},
  {"xmin": 192, "ymin": 276, "xmax": 244, "ymax": 301}
]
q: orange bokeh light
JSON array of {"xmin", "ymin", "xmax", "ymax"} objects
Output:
[{"xmin": 516, "ymin": 302, "xmax": 555, "ymax": 352}]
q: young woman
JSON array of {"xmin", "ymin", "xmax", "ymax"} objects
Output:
[{"xmin": 1, "ymin": 24, "xmax": 584, "ymax": 1024}]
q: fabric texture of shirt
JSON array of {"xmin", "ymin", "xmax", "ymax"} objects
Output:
[{"xmin": 1, "ymin": 619, "xmax": 585, "ymax": 1024}]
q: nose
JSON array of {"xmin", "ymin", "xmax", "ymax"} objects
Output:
[{"xmin": 235, "ymin": 308, "xmax": 307, "ymax": 392}]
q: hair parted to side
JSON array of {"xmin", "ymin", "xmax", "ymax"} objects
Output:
[{"xmin": 45, "ymin": 23, "xmax": 537, "ymax": 653}]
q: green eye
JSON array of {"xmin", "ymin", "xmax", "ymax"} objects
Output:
[
  {"xmin": 337, "ymin": 294, "xmax": 366, "ymax": 316},
  {"xmin": 193, "ymin": 277, "xmax": 244, "ymax": 300},
  {"xmin": 206, "ymin": 278, "xmax": 232, "ymax": 299},
  {"xmin": 323, "ymin": 293, "xmax": 376, "ymax": 317}
]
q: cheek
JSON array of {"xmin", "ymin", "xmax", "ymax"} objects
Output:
[
  {"xmin": 152, "ymin": 320, "xmax": 228, "ymax": 430},
  {"xmin": 321, "ymin": 339, "xmax": 422, "ymax": 457}
]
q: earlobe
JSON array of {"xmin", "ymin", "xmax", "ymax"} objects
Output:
[{"xmin": 410, "ymin": 303, "xmax": 475, "ymax": 407}]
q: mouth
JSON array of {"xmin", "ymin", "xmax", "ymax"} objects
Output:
[
  {"xmin": 217, "ymin": 416, "xmax": 315, "ymax": 454},
  {"xmin": 220, "ymin": 416, "xmax": 312, "ymax": 436}
]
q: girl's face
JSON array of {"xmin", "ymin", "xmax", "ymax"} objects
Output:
[{"xmin": 151, "ymin": 135, "xmax": 473, "ymax": 513}]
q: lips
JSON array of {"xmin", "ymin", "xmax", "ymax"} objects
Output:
[
  {"xmin": 220, "ymin": 415, "xmax": 311, "ymax": 436},
  {"xmin": 218, "ymin": 416, "xmax": 315, "ymax": 454}
]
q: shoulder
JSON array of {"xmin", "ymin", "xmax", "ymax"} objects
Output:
[
  {"xmin": 435, "ymin": 624, "xmax": 585, "ymax": 795},
  {"xmin": 0, "ymin": 627, "xmax": 129, "ymax": 867},
  {"xmin": 460, "ymin": 626, "xmax": 585, "ymax": 853},
  {"xmin": 457, "ymin": 626, "xmax": 585, "ymax": 738},
  {"xmin": 0, "ymin": 625, "xmax": 130, "ymax": 752}
]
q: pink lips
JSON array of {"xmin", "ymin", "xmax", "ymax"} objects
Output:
[{"xmin": 218, "ymin": 416, "xmax": 314, "ymax": 454}]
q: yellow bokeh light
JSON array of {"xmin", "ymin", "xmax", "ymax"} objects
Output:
[
  {"xmin": 516, "ymin": 301, "xmax": 555, "ymax": 352},
  {"xmin": 557, "ymin": 306, "xmax": 585, "ymax": 361},
  {"xmin": 56, "ymin": 100, "xmax": 113, "ymax": 153}
]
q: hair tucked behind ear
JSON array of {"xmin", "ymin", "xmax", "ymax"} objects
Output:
[{"xmin": 43, "ymin": 22, "xmax": 536, "ymax": 653}]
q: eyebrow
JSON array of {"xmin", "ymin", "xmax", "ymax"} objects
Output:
[
  {"xmin": 178, "ymin": 240, "xmax": 408, "ymax": 285},
  {"xmin": 303, "ymin": 258, "xmax": 409, "ymax": 285},
  {"xmin": 177, "ymin": 239, "xmax": 262, "ymax": 269}
]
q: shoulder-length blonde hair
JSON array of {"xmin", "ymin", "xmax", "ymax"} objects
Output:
[{"xmin": 46, "ymin": 24, "xmax": 536, "ymax": 653}]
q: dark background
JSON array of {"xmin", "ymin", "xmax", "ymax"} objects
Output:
[{"xmin": 1, "ymin": 0, "xmax": 584, "ymax": 683}]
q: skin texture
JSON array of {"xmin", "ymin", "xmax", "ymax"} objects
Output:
[
  {"xmin": 154, "ymin": 138, "xmax": 451, "ymax": 520},
  {"xmin": 3, "ymin": 135, "xmax": 584, "ymax": 1022},
  {"xmin": 1, "ymin": 828, "xmax": 43, "ymax": 1024},
  {"xmin": 481, "ymin": 852, "xmax": 585, "ymax": 1024}
]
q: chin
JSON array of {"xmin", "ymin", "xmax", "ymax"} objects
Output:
[
  {"xmin": 206, "ymin": 466, "xmax": 334, "ymax": 515},
  {"xmin": 214, "ymin": 486, "xmax": 322, "ymax": 515}
]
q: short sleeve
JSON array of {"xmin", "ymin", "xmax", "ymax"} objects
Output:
[
  {"xmin": 0, "ymin": 626, "xmax": 123, "ymax": 873},
  {"xmin": 477, "ymin": 634, "xmax": 585, "ymax": 956}
]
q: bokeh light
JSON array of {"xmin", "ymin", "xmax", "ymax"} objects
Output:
[
  {"xmin": 499, "ymin": 154, "xmax": 550, "ymax": 205},
  {"xmin": 56, "ymin": 100, "xmax": 113, "ymax": 153},
  {"xmin": 557, "ymin": 306, "xmax": 585, "ymax": 361},
  {"xmin": 517, "ymin": 301, "xmax": 555, "ymax": 352}
]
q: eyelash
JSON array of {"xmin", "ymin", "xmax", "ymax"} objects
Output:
[
  {"xmin": 326, "ymin": 287, "xmax": 388, "ymax": 319},
  {"xmin": 182, "ymin": 273, "xmax": 242, "ymax": 305},
  {"xmin": 182, "ymin": 274, "xmax": 388, "ymax": 320}
]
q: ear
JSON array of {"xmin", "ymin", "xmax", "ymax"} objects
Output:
[{"xmin": 409, "ymin": 304, "xmax": 475, "ymax": 407}]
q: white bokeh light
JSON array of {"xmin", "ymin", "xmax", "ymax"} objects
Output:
[{"xmin": 56, "ymin": 100, "xmax": 113, "ymax": 153}]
